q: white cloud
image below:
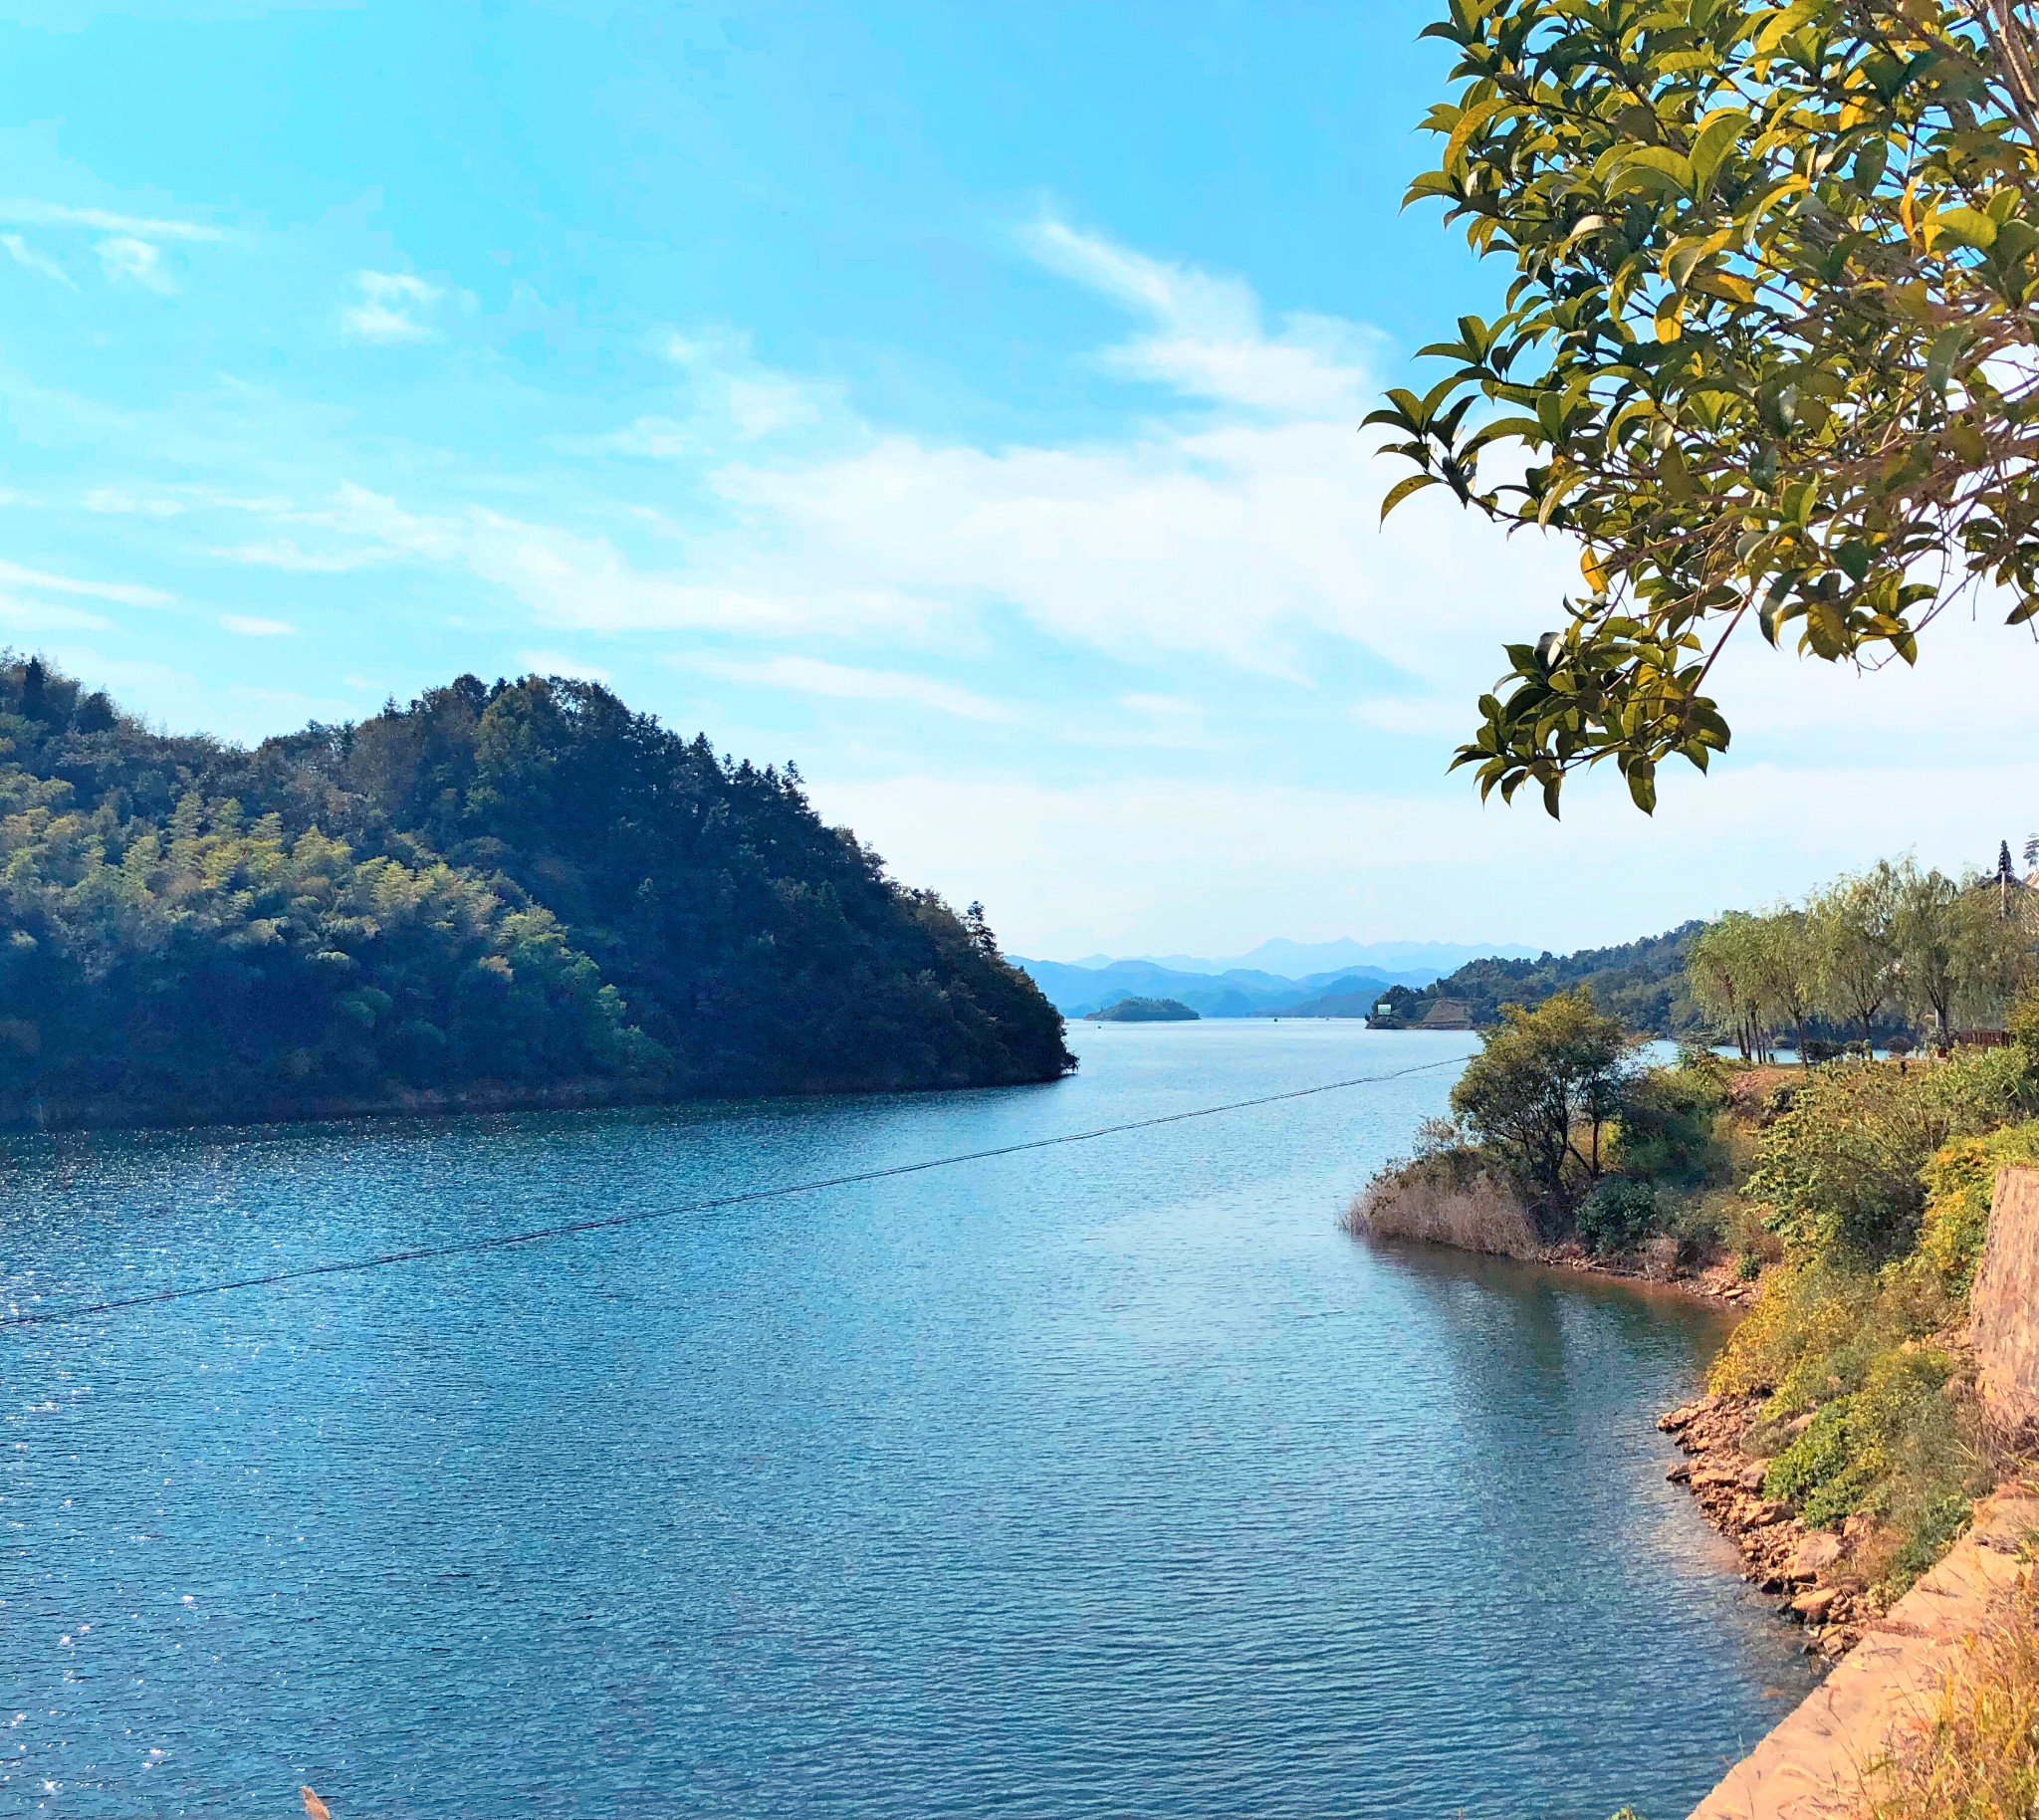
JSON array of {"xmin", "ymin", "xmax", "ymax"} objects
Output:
[
  {"xmin": 0, "ymin": 200, "xmax": 222, "ymax": 242},
  {"xmin": 220, "ymin": 614, "xmax": 295, "ymax": 637},
  {"xmin": 340, "ymin": 271, "xmax": 444, "ymax": 343},
  {"xmin": 648, "ymin": 327, "xmax": 831, "ymax": 443},
  {"xmin": 1022, "ymin": 215, "xmax": 1377, "ymax": 414},
  {"xmin": 0, "ymin": 558, "xmax": 171, "ymax": 606},
  {"xmin": 0, "ymin": 235, "xmax": 72, "ymax": 286},
  {"xmin": 678, "ymin": 653, "xmax": 1019, "ymax": 723},
  {"xmin": 0, "ymin": 594, "xmax": 113, "ymax": 633},
  {"xmin": 84, "ymin": 487, "xmax": 183, "ymax": 517},
  {"xmin": 517, "ymin": 649, "xmax": 611, "ymax": 683},
  {"xmin": 96, "ymin": 236, "xmax": 174, "ymax": 294},
  {"xmin": 445, "ymin": 220, "xmax": 1572, "ymax": 681},
  {"xmin": 214, "ymin": 538, "xmax": 384, "ymax": 572}
]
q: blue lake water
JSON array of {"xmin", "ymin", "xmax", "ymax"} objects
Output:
[{"xmin": 1, "ymin": 1021, "xmax": 1814, "ymax": 1818}]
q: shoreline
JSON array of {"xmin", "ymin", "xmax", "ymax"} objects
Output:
[
  {"xmin": 0, "ymin": 1065, "xmax": 1074, "ymax": 1139},
  {"xmin": 1658, "ymin": 1392, "xmax": 1878, "ymax": 1661},
  {"xmin": 1531, "ymin": 1244, "xmax": 1760, "ymax": 1308},
  {"xmin": 1362, "ymin": 1234, "xmax": 1857, "ymax": 1660}
]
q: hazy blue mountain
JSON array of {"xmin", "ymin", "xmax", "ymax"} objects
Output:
[
  {"xmin": 1083, "ymin": 938, "xmax": 1536, "ymax": 981},
  {"xmin": 1282, "ymin": 983, "xmax": 1400, "ymax": 1021},
  {"xmin": 1013, "ymin": 956, "xmax": 1427, "ymax": 1020}
]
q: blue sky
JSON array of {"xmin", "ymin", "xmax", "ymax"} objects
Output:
[{"xmin": 2, "ymin": 0, "xmax": 2035, "ymax": 960}]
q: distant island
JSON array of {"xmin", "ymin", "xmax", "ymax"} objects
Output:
[
  {"xmin": 1085, "ymin": 997, "xmax": 1200, "ymax": 1023},
  {"xmin": 0, "ymin": 658, "xmax": 1074, "ymax": 1130}
]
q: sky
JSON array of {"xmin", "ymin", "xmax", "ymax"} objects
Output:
[{"xmin": 0, "ymin": 0, "xmax": 2035, "ymax": 962}]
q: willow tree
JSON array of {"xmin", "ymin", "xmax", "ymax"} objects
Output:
[
  {"xmin": 1375, "ymin": 1, "xmax": 2039, "ymax": 813},
  {"xmin": 1749, "ymin": 904, "xmax": 1821, "ymax": 1064},
  {"xmin": 1689, "ymin": 909, "xmax": 1772, "ymax": 1057},
  {"xmin": 1811, "ymin": 861, "xmax": 1902, "ymax": 1047}
]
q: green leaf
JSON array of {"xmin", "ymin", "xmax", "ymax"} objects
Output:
[
  {"xmin": 1925, "ymin": 326, "xmax": 1969, "ymax": 394},
  {"xmin": 1379, "ymin": 473, "xmax": 1441, "ymax": 522},
  {"xmin": 1445, "ymin": 94, "xmax": 1509, "ymax": 172}
]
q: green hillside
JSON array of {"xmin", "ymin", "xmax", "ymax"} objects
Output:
[
  {"xmin": 1085, "ymin": 997, "xmax": 1200, "ymax": 1023},
  {"xmin": 1370, "ymin": 924, "xmax": 1706, "ymax": 1035},
  {"xmin": 0, "ymin": 658, "xmax": 1072, "ymax": 1129}
]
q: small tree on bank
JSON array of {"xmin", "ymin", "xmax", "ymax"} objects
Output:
[
  {"xmin": 1750, "ymin": 906, "xmax": 1820, "ymax": 1069},
  {"xmin": 1814, "ymin": 864, "xmax": 1902, "ymax": 1051},
  {"xmin": 1449, "ymin": 987, "xmax": 1637, "ymax": 1233}
]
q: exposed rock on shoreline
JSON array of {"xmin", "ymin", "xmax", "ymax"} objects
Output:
[
  {"xmin": 1659, "ymin": 1394, "xmax": 1879, "ymax": 1659},
  {"xmin": 1543, "ymin": 1246, "xmax": 1759, "ymax": 1305}
]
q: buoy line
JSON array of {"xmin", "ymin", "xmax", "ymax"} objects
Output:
[{"xmin": 1, "ymin": 1054, "xmax": 1466, "ymax": 1332}]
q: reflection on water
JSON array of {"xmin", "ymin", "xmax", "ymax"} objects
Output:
[{"xmin": 2, "ymin": 1022, "xmax": 1811, "ymax": 1817}]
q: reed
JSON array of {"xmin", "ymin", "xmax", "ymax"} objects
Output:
[{"xmin": 1344, "ymin": 1155, "xmax": 1540, "ymax": 1259}]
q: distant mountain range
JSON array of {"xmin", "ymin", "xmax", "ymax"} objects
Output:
[
  {"xmin": 1061, "ymin": 938, "xmax": 1536, "ymax": 981},
  {"xmin": 1013, "ymin": 955, "xmax": 1439, "ymax": 1021}
]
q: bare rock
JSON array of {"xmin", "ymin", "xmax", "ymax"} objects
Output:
[{"xmin": 1785, "ymin": 1532, "xmax": 1843, "ymax": 1581}]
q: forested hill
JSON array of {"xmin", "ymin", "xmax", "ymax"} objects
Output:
[
  {"xmin": 0, "ymin": 658, "xmax": 1073, "ymax": 1129},
  {"xmin": 1371, "ymin": 923, "xmax": 1706, "ymax": 1035}
]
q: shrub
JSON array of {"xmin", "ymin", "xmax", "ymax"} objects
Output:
[
  {"xmin": 1757, "ymin": 1346, "xmax": 1987, "ymax": 1582},
  {"xmin": 1576, "ymin": 1180, "xmax": 1660, "ymax": 1255},
  {"xmin": 1711, "ymin": 1260, "xmax": 1883, "ymax": 1403},
  {"xmin": 1915, "ymin": 1120, "xmax": 2039, "ymax": 1294},
  {"xmin": 1719, "ymin": 1194, "xmax": 1784, "ymax": 1273},
  {"xmin": 1614, "ymin": 1061, "xmax": 1731, "ymax": 1187},
  {"xmin": 1743, "ymin": 1054, "xmax": 2039, "ymax": 1264}
]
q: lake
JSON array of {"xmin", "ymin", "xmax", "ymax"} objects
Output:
[{"xmin": 1, "ymin": 1020, "xmax": 1814, "ymax": 1817}]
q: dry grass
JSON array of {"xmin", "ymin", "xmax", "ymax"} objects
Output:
[
  {"xmin": 1858, "ymin": 1566, "xmax": 2039, "ymax": 1819},
  {"xmin": 1344, "ymin": 1157, "xmax": 1540, "ymax": 1258}
]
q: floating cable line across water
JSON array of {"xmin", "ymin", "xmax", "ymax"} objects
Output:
[{"xmin": 2, "ymin": 1054, "xmax": 1467, "ymax": 1332}]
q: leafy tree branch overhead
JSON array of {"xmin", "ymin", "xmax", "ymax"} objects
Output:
[{"xmin": 1374, "ymin": 0, "xmax": 2039, "ymax": 814}]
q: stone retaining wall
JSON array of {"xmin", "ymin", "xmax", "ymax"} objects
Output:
[
  {"xmin": 1971, "ymin": 1165, "xmax": 2039, "ymax": 1445},
  {"xmin": 1687, "ymin": 1489, "xmax": 2039, "ymax": 1819}
]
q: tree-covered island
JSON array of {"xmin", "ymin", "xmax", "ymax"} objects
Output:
[
  {"xmin": 1084, "ymin": 997, "xmax": 1201, "ymax": 1023},
  {"xmin": 0, "ymin": 657, "xmax": 1073, "ymax": 1129}
]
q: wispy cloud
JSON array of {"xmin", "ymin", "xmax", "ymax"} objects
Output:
[
  {"xmin": 678, "ymin": 654, "xmax": 1020, "ymax": 724},
  {"xmin": 0, "ymin": 200, "xmax": 223, "ymax": 242},
  {"xmin": 0, "ymin": 235, "xmax": 73, "ymax": 286},
  {"xmin": 0, "ymin": 595, "xmax": 113, "ymax": 634},
  {"xmin": 518, "ymin": 649, "xmax": 612, "ymax": 683},
  {"xmin": 84, "ymin": 487, "xmax": 185, "ymax": 518},
  {"xmin": 340, "ymin": 271, "xmax": 444, "ymax": 343},
  {"xmin": 96, "ymin": 236, "xmax": 174, "ymax": 294},
  {"xmin": 220, "ymin": 614, "xmax": 296, "ymax": 637},
  {"xmin": 213, "ymin": 537, "xmax": 385, "ymax": 572},
  {"xmin": 0, "ymin": 558, "xmax": 171, "ymax": 607},
  {"xmin": 1021, "ymin": 215, "xmax": 1376, "ymax": 415},
  {"xmin": 167, "ymin": 227, "xmax": 1569, "ymax": 688}
]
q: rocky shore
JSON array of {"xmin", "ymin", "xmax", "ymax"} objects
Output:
[
  {"xmin": 1548, "ymin": 1248, "xmax": 1760, "ymax": 1306},
  {"xmin": 1658, "ymin": 1393, "xmax": 1879, "ymax": 1660}
]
